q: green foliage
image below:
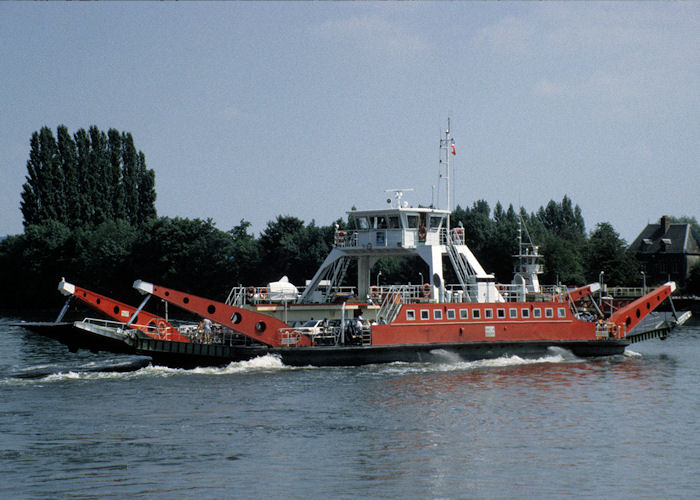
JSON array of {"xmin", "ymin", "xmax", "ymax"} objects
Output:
[
  {"xmin": 584, "ymin": 222, "xmax": 639, "ymax": 285},
  {"xmin": 18, "ymin": 125, "xmax": 156, "ymax": 230}
]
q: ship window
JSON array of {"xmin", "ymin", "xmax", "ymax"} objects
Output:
[
  {"xmin": 447, "ymin": 309, "xmax": 456, "ymax": 320},
  {"xmin": 473, "ymin": 309, "xmax": 481, "ymax": 319},
  {"xmin": 406, "ymin": 310, "xmax": 415, "ymax": 321},
  {"xmin": 497, "ymin": 308, "xmax": 505, "ymax": 319},
  {"xmin": 533, "ymin": 308, "xmax": 541, "ymax": 318},
  {"xmin": 521, "ymin": 308, "xmax": 529, "ymax": 318},
  {"xmin": 356, "ymin": 217, "xmax": 369, "ymax": 230},
  {"xmin": 558, "ymin": 307, "xmax": 567, "ymax": 318},
  {"xmin": 407, "ymin": 215, "xmax": 419, "ymax": 229},
  {"xmin": 545, "ymin": 308, "xmax": 554, "ymax": 318},
  {"xmin": 430, "ymin": 216, "xmax": 443, "ymax": 229},
  {"xmin": 420, "ymin": 309, "xmax": 430, "ymax": 320},
  {"xmin": 509, "ymin": 308, "xmax": 518, "ymax": 319},
  {"xmin": 389, "ymin": 216, "xmax": 400, "ymax": 229},
  {"xmin": 460, "ymin": 309, "xmax": 469, "ymax": 319},
  {"xmin": 434, "ymin": 309, "xmax": 443, "ymax": 320},
  {"xmin": 485, "ymin": 309, "xmax": 493, "ymax": 319}
]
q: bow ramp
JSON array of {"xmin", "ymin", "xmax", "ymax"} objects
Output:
[
  {"xmin": 610, "ymin": 282, "xmax": 676, "ymax": 335},
  {"xmin": 58, "ymin": 278, "xmax": 188, "ymax": 342},
  {"xmin": 133, "ymin": 280, "xmax": 310, "ymax": 347}
]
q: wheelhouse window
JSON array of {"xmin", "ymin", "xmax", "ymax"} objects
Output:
[
  {"xmin": 406, "ymin": 310, "xmax": 415, "ymax": 321},
  {"xmin": 420, "ymin": 309, "xmax": 430, "ymax": 320},
  {"xmin": 355, "ymin": 217, "xmax": 369, "ymax": 230},
  {"xmin": 430, "ymin": 215, "xmax": 444, "ymax": 229},
  {"xmin": 388, "ymin": 216, "xmax": 400, "ymax": 229},
  {"xmin": 460, "ymin": 309, "xmax": 469, "ymax": 320},
  {"xmin": 407, "ymin": 215, "xmax": 419, "ymax": 229},
  {"xmin": 533, "ymin": 308, "xmax": 541, "ymax": 318}
]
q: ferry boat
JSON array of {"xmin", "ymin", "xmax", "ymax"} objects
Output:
[{"xmin": 65, "ymin": 122, "xmax": 677, "ymax": 368}]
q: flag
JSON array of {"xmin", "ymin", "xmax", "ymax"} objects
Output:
[{"xmin": 451, "ymin": 144, "xmax": 456, "ymax": 155}]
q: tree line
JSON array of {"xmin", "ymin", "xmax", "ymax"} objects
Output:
[{"xmin": 1, "ymin": 125, "xmax": 697, "ymax": 310}]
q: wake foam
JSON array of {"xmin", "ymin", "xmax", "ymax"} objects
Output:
[
  {"xmin": 3, "ymin": 354, "xmax": 291, "ymax": 384},
  {"xmin": 382, "ymin": 348, "xmax": 576, "ymax": 375}
]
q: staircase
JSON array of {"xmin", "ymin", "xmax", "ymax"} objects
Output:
[{"xmin": 445, "ymin": 237, "xmax": 473, "ymax": 298}]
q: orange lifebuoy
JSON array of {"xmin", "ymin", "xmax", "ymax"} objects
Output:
[
  {"xmin": 259, "ymin": 287, "xmax": 269, "ymax": 299},
  {"xmin": 422, "ymin": 283, "xmax": 431, "ymax": 297},
  {"xmin": 157, "ymin": 320, "xmax": 167, "ymax": 337},
  {"xmin": 337, "ymin": 231, "xmax": 346, "ymax": 243},
  {"xmin": 452, "ymin": 228, "xmax": 464, "ymax": 242},
  {"xmin": 418, "ymin": 225, "xmax": 427, "ymax": 240},
  {"xmin": 370, "ymin": 285, "xmax": 380, "ymax": 298},
  {"xmin": 246, "ymin": 286, "xmax": 256, "ymax": 299}
]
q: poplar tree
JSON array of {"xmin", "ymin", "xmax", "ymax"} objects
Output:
[
  {"xmin": 57, "ymin": 125, "xmax": 79, "ymax": 227},
  {"xmin": 88, "ymin": 126, "xmax": 110, "ymax": 224},
  {"xmin": 74, "ymin": 128, "xmax": 94, "ymax": 226},
  {"xmin": 107, "ymin": 129, "xmax": 125, "ymax": 220},
  {"xmin": 19, "ymin": 131, "xmax": 43, "ymax": 227},
  {"xmin": 121, "ymin": 132, "xmax": 139, "ymax": 225},
  {"xmin": 136, "ymin": 151, "xmax": 157, "ymax": 224}
]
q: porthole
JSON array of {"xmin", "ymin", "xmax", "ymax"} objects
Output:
[
  {"xmin": 231, "ymin": 312, "xmax": 242, "ymax": 324},
  {"xmin": 207, "ymin": 304, "xmax": 216, "ymax": 314},
  {"xmin": 183, "ymin": 297, "xmax": 190, "ymax": 304}
]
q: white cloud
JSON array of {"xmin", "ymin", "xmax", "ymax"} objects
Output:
[
  {"xmin": 313, "ymin": 15, "xmax": 429, "ymax": 62},
  {"xmin": 476, "ymin": 4, "xmax": 699, "ymax": 116}
]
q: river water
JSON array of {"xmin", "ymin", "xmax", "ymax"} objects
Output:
[{"xmin": 1, "ymin": 315, "xmax": 699, "ymax": 499}]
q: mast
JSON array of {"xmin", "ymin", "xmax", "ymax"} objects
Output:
[{"xmin": 439, "ymin": 119, "xmax": 455, "ymax": 231}]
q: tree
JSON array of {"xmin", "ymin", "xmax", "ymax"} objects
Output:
[
  {"xmin": 229, "ymin": 220, "xmax": 261, "ymax": 285},
  {"xmin": 107, "ymin": 129, "xmax": 126, "ymax": 221},
  {"xmin": 136, "ymin": 151, "xmax": 157, "ymax": 224},
  {"xmin": 584, "ymin": 222, "xmax": 638, "ymax": 285},
  {"xmin": 74, "ymin": 128, "xmax": 94, "ymax": 226},
  {"xmin": 57, "ymin": 125, "xmax": 79, "ymax": 228},
  {"xmin": 121, "ymin": 132, "xmax": 139, "ymax": 225},
  {"xmin": 258, "ymin": 216, "xmax": 309, "ymax": 284},
  {"xmin": 20, "ymin": 127, "xmax": 61, "ymax": 226},
  {"xmin": 88, "ymin": 126, "xmax": 110, "ymax": 224}
]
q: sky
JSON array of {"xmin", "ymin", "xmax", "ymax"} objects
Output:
[{"xmin": 1, "ymin": 2, "xmax": 698, "ymax": 244}]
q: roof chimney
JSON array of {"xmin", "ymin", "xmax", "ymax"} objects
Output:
[{"xmin": 660, "ymin": 215, "xmax": 671, "ymax": 233}]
